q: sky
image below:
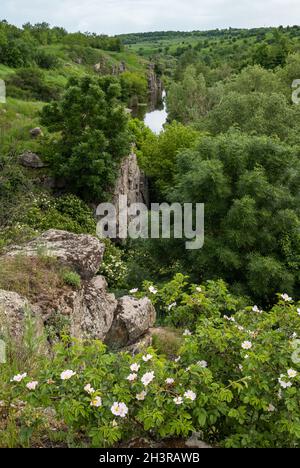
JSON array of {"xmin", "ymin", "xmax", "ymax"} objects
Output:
[{"xmin": 1, "ymin": 0, "xmax": 300, "ymax": 35}]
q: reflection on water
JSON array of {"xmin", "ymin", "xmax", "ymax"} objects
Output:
[{"xmin": 144, "ymin": 90, "xmax": 168, "ymax": 134}]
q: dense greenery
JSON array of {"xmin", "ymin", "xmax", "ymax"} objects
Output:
[
  {"xmin": 2, "ymin": 18, "xmax": 300, "ymax": 447},
  {"xmin": 40, "ymin": 76, "xmax": 131, "ymax": 201},
  {"xmin": 2, "ymin": 279, "xmax": 300, "ymax": 448}
]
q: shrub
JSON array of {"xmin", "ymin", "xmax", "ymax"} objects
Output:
[
  {"xmin": 6, "ymin": 285, "xmax": 300, "ymax": 448},
  {"xmin": 6, "ymin": 68, "xmax": 61, "ymax": 102},
  {"xmin": 24, "ymin": 194, "xmax": 96, "ymax": 235},
  {"xmin": 62, "ymin": 271, "xmax": 81, "ymax": 289},
  {"xmin": 99, "ymin": 239, "xmax": 127, "ymax": 289}
]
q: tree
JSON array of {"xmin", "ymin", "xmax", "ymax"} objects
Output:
[
  {"xmin": 167, "ymin": 131, "xmax": 300, "ymax": 303},
  {"xmin": 41, "ymin": 76, "xmax": 131, "ymax": 202},
  {"xmin": 167, "ymin": 66, "xmax": 208, "ymax": 124},
  {"xmin": 138, "ymin": 121, "xmax": 201, "ymax": 195}
]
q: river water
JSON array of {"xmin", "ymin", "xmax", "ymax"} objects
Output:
[{"xmin": 143, "ymin": 90, "xmax": 168, "ymax": 134}]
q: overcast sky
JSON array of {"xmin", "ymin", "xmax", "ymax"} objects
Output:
[{"xmin": 2, "ymin": 0, "xmax": 300, "ymax": 35}]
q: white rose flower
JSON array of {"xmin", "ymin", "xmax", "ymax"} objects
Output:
[
  {"xmin": 197, "ymin": 360, "xmax": 208, "ymax": 368},
  {"xmin": 165, "ymin": 378, "xmax": 175, "ymax": 385},
  {"xmin": 126, "ymin": 373, "xmax": 138, "ymax": 382},
  {"xmin": 173, "ymin": 396, "xmax": 183, "ymax": 405},
  {"xmin": 281, "ymin": 293, "xmax": 292, "ymax": 302},
  {"xmin": 241, "ymin": 341, "xmax": 252, "ymax": 350},
  {"xmin": 142, "ymin": 354, "xmax": 153, "ymax": 362},
  {"xmin": 183, "ymin": 329, "xmax": 192, "ymax": 336},
  {"xmin": 61, "ymin": 370, "xmax": 76, "ymax": 380},
  {"xmin": 252, "ymin": 305, "xmax": 262, "ymax": 313},
  {"xmin": 26, "ymin": 381, "xmax": 38, "ymax": 390},
  {"xmin": 287, "ymin": 369, "xmax": 297, "ymax": 378},
  {"xmin": 90, "ymin": 396, "xmax": 102, "ymax": 407},
  {"xmin": 111, "ymin": 402, "xmax": 128, "ymax": 418},
  {"xmin": 149, "ymin": 286, "xmax": 158, "ymax": 294},
  {"xmin": 141, "ymin": 371, "xmax": 155, "ymax": 386},
  {"xmin": 196, "ymin": 287, "xmax": 202, "ymax": 292},
  {"xmin": 84, "ymin": 384, "xmax": 95, "ymax": 394},
  {"xmin": 11, "ymin": 373, "xmax": 27, "ymax": 383},
  {"xmin": 184, "ymin": 390, "xmax": 197, "ymax": 401},
  {"xmin": 136, "ymin": 391, "xmax": 147, "ymax": 401},
  {"xmin": 130, "ymin": 363, "xmax": 140, "ymax": 372}
]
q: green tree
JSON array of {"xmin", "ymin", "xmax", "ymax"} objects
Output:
[
  {"xmin": 167, "ymin": 66, "xmax": 208, "ymax": 124},
  {"xmin": 168, "ymin": 131, "xmax": 300, "ymax": 303},
  {"xmin": 41, "ymin": 76, "xmax": 131, "ymax": 201},
  {"xmin": 138, "ymin": 121, "xmax": 201, "ymax": 195}
]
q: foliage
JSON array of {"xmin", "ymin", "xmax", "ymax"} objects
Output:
[
  {"xmin": 6, "ymin": 68, "xmax": 61, "ymax": 102},
  {"xmin": 62, "ymin": 271, "xmax": 81, "ymax": 289},
  {"xmin": 167, "ymin": 132, "xmax": 300, "ymax": 303},
  {"xmin": 4, "ymin": 282, "xmax": 300, "ymax": 447},
  {"xmin": 138, "ymin": 121, "xmax": 200, "ymax": 194},
  {"xmin": 40, "ymin": 76, "xmax": 131, "ymax": 201},
  {"xmin": 24, "ymin": 194, "xmax": 97, "ymax": 235},
  {"xmin": 99, "ymin": 239, "xmax": 127, "ymax": 289}
]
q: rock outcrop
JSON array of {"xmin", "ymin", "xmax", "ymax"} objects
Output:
[
  {"xmin": 0, "ymin": 230, "xmax": 155, "ymax": 351},
  {"xmin": 4, "ymin": 230, "xmax": 105, "ymax": 280},
  {"xmin": 0, "ymin": 290, "xmax": 44, "ymax": 344},
  {"xmin": 148, "ymin": 63, "xmax": 163, "ymax": 111},
  {"xmin": 105, "ymin": 296, "xmax": 156, "ymax": 349},
  {"xmin": 30, "ymin": 127, "xmax": 43, "ymax": 138},
  {"xmin": 19, "ymin": 151, "xmax": 45, "ymax": 169},
  {"xmin": 111, "ymin": 152, "xmax": 149, "ymax": 240}
]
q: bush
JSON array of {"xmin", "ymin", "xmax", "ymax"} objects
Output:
[
  {"xmin": 62, "ymin": 271, "xmax": 81, "ymax": 289},
  {"xmin": 5, "ymin": 282, "xmax": 300, "ymax": 448},
  {"xmin": 6, "ymin": 68, "xmax": 61, "ymax": 102},
  {"xmin": 24, "ymin": 194, "xmax": 96, "ymax": 235},
  {"xmin": 99, "ymin": 239, "xmax": 127, "ymax": 289},
  {"xmin": 34, "ymin": 50, "xmax": 59, "ymax": 69}
]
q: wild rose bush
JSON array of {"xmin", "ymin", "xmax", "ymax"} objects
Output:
[
  {"xmin": 4, "ymin": 280, "xmax": 300, "ymax": 448},
  {"xmin": 130, "ymin": 277, "xmax": 300, "ymax": 447},
  {"xmin": 6, "ymin": 337, "xmax": 230, "ymax": 447},
  {"xmin": 134, "ymin": 273, "xmax": 246, "ymax": 328}
]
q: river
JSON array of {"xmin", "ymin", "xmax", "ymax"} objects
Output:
[{"xmin": 143, "ymin": 90, "xmax": 168, "ymax": 134}]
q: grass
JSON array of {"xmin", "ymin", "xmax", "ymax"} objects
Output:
[
  {"xmin": 151, "ymin": 326, "xmax": 183, "ymax": 357},
  {"xmin": 0, "ymin": 254, "xmax": 79, "ymax": 305}
]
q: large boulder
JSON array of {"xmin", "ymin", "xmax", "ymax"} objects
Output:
[
  {"xmin": 0, "ymin": 290, "xmax": 44, "ymax": 344},
  {"xmin": 105, "ymin": 296, "xmax": 156, "ymax": 349},
  {"xmin": 4, "ymin": 230, "xmax": 105, "ymax": 280},
  {"xmin": 30, "ymin": 127, "xmax": 43, "ymax": 138},
  {"xmin": 76, "ymin": 276, "xmax": 117, "ymax": 341},
  {"xmin": 19, "ymin": 151, "xmax": 45, "ymax": 169}
]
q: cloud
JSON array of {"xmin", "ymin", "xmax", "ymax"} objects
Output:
[{"xmin": 1, "ymin": 0, "xmax": 300, "ymax": 35}]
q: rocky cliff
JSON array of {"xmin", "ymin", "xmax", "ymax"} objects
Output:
[
  {"xmin": 147, "ymin": 63, "xmax": 163, "ymax": 111},
  {"xmin": 112, "ymin": 151, "xmax": 149, "ymax": 239}
]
